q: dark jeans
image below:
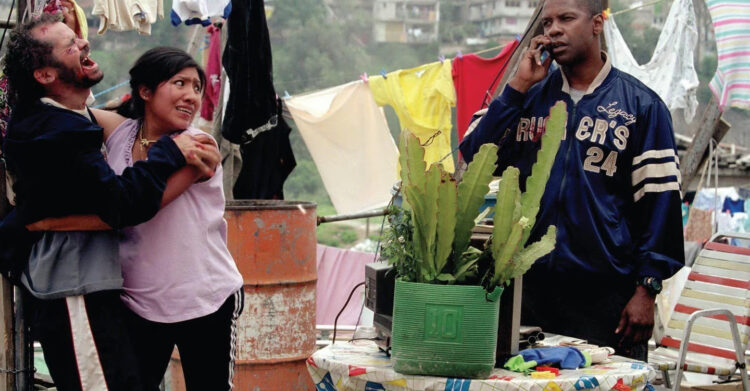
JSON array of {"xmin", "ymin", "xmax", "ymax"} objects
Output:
[
  {"xmin": 124, "ymin": 290, "xmax": 244, "ymax": 391},
  {"xmin": 521, "ymin": 271, "xmax": 648, "ymax": 361}
]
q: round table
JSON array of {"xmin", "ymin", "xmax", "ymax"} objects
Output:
[{"xmin": 306, "ymin": 341, "xmax": 655, "ymax": 391}]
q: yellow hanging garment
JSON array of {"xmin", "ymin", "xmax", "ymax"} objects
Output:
[
  {"xmin": 71, "ymin": 0, "xmax": 89, "ymax": 40},
  {"xmin": 369, "ymin": 60, "xmax": 456, "ymax": 172}
]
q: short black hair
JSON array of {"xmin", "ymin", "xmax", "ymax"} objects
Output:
[
  {"xmin": 116, "ymin": 47, "xmax": 206, "ymax": 119},
  {"xmin": 2, "ymin": 13, "xmax": 64, "ymax": 105}
]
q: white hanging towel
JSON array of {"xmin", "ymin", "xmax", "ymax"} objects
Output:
[
  {"xmin": 285, "ymin": 81, "xmax": 398, "ymax": 215},
  {"xmin": 92, "ymin": 0, "xmax": 163, "ymax": 35},
  {"xmin": 171, "ymin": 0, "xmax": 230, "ymax": 25},
  {"xmin": 604, "ymin": 0, "xmax": 699, "ymax": 122}
]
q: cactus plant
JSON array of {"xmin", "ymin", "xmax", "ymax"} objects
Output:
[
  {"xmin": 489, "ymin": 100, "xmax": 567, "ymax": 286},
  {"xmin": 384, "ymin": 101, "xmax": 568, "ymax": 291},
  {"xmin": 398, "ymin": 130, "xmax": 498, "ymax": 283}
]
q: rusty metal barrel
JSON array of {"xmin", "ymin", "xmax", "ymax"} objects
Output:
[{"xmin": 169, "ymin": 200, "xmax": 317, "ymax": 390}]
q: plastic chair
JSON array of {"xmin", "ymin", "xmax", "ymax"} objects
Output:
[{"xmin": 649, "ymin": 232, "xmax": 750, "ymax": 390}]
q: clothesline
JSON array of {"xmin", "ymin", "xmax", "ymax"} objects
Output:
[
  {"xmin": 610, "ymin": 0, "xmax": 665, "ymax": 17},
  {"xmin": 93, "ymin": 80, "xmax": 130, "ymax": 98},
  {"xmin": 472, "ymin": 41, "xmax": 516, "ymax": 57}
]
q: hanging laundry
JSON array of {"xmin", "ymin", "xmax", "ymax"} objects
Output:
[
  {"xmin": 92, "ymin": 0, "xmax": 163, "ymax": 35},
  {"xmin": 603, "ymin": 0, "xmax": 700, "ymax": 122},
  {"xmin": 722, "ymin": 196, "xmax": 745, "ymax": 215},
  {"xmin": 44, "ymin": 0, "xmax": 89, "ymax": 39},
  {"xmin": 707, "ymin": 0, "xmax": 750, "ymax": 111},
  {"xmin": 315, "ymin": 244, "xmax": 374, "ymax": 326},
  {"xmin": 369, "ymin": 61, "xmax": 456, "ymax": 172},
  {"xmin": 171, "ymin": 0, "xmax": 231, "ymax": 26},
  {"xmin": 222, "ymin": 0, "xmax": 294, "ymax": 199},
  {"xmin": 200, "ymin": 24, "xmax": 222, "ymax": 121},
  {"xmin": 286, "ymin": 81, "xmax": 399, "ymax": 215},
  {"xmin": 71, "ymin": 0, "xmax": 89, "ymax": 40},
  {"xmin": 452, "ymin": 40, "xmax": 518, "ymax": 142},
  {"xmin": 232, "ymin": 98, "xmax": 296, "ymax": 200},
  {"xmin": 221, "ymin": 0, "xmax": 277, "ymax": 145},
  {"xmin": 692, "ymin": 187, "xmax": 740, "ymax": 211}
]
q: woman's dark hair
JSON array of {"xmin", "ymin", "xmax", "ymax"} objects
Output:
[{"xmin": 116, "ymin": 47, "xmax": 206, "ymax": 119}]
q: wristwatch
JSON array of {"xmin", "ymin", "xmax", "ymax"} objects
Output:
[{"xmin": 637, "ymin": 276, "xmax": 662, "ymax": 296}]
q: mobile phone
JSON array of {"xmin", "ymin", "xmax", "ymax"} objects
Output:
[
  {"xmin": 536, "ymin": 43, "xmax": 552, "ymax": 63},
  {"xmin": 540, "ymin": 48, "xmax": 550, "ymax": 63}
]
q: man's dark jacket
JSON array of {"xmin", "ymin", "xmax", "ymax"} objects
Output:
[{"xmin": 0, "ymin": 100, "xmax": 185, "ymax": 280}]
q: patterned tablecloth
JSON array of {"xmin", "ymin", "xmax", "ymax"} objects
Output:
[{"xmin": 306, "ymin": 341, "xmax": 655, "ymax": 391}]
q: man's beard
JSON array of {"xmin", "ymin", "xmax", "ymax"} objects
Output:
[{"xmin": 54, "ymin": 64, "xmax": 103, "ymax": 89}]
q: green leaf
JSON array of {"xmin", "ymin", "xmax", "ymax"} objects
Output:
[
  {"xmin": 491, "ymin": 217, "xmax": 529, "ymax": 286},
  {"xmin": 512, "ymin": 225, "xmax": 556, "ymax": 278},
  {"xmin": 453, "ymin": 143, "xmax": 498, "ymax": 261},
  {"xmin": 492, "ymin": 167, "xmax": 520, "ymax": 257},
  {"xmin": 454, "ymin": 248, "xmax": 481, "ymax": 282},
  {"xmin": 403, "ymin": 184, "xmax": 429, "ymax": 281},
  {"xmin": 435, "ymin": 169, "xmax": 457, "ymax": 274},
  {"xmin": 520, "ymin": 101, "xmax": 567, "ymax": 244},
  {"xmin": 398, "ymin": 131, "xmax": 427, "ymax": 209},
  {"xmin": 436, "ymin": 273, "xmax": 457, "ymax": 283},
  {"xmin": 400, "ymin": 131, "xmax": 438, "ymax": 282},
  {"xmin": 420, "ymin": 164, "xmax": 442, "ymax": 280}
]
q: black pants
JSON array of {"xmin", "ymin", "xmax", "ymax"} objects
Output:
[
  {"xmin": 27, "ymin": 289, "xmax": 144, "ymax": 391},
  {"xmin": 521, "ymin": 272, "xmax": 648, "ymax": 361},
  {"xmin": 124, "ymin": 290, "xmax": 244, "ymax": 391}
]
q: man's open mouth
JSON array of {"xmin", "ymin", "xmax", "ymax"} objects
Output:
[{"xmin": 81, "ymin": 55, "xmax": 97, "ymax": 71}]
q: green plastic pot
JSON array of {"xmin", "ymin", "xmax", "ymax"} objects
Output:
[{"xmin": 391, "ymin": 279, "xmax": 503, "ymax": 379}]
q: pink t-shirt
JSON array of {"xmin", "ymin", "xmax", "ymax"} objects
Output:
[{"xmin": 106, "ymin": 118, "xmax": 243, "ymax": 323}]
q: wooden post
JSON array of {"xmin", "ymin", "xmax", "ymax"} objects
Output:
[
  {"xmin": 680, "ymin": 96, "xmax": 730, "ymax": 189},
  {"xmin": 489, "ymin": 0, "xmax": 547, "ymax": 361},
  {"xmin": 0, "ymin": 278, "xmax": 11, "ymax": 391},
  {"xmin": 495, "ymin": 1, "xmax": 546, "ymax": 98},
  {"xmin": 0, "ymin": 161, "xmax": 11, "ymax": 391},
  {"xmin": 1, "ymin": 2, "xmax": 17, "ymax": 386},
  {"xmin": 495, "ymin": 277, "xmax": 522, "ymax": 359}
]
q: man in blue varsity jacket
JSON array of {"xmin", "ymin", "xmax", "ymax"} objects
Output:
[{"xmin": 460, "ymin": 0, "xmax": 684, "ymax": 360}]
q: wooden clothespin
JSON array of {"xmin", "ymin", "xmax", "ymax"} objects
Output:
[{"xmin": 360, "ymin": 72, "xmax": 369, "ymax": 83}]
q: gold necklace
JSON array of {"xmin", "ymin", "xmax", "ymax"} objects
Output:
[{"xmin": 138, "ymin": 121, "xmax": 157, "ymax": 151}]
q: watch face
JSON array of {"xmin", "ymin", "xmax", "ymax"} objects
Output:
[{"xmin": 646, "ymin": 277, "xmax": 662, "ymax": 294}]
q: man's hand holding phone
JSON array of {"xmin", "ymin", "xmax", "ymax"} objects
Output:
[{"xmin": 508, "ymin": 35, "xmax": 554, "ymax": 94}]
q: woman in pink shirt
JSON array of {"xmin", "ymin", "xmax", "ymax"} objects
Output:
[{"xmin": 93, "ymin": 47, "xmax": 244, "ymax": 391}]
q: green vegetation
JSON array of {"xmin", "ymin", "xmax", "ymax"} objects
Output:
[
  {"xmin": 317, "ymin": 223, "xmax": 360, "ymax": 247},
  {"xmin": 383, "ymin": 102, "xmax": 565, "ymax": 290}
]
